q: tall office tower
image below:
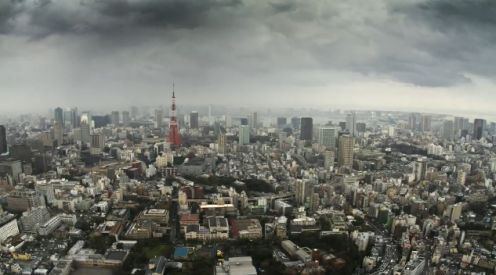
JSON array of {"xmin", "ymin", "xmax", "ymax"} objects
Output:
[
  {"xmin": 130, "ymin": 106, "xmax": 139, "ymax": 119},
  {"xmin": 217, "ymin": 133, "xmax": 226, "ymax": 154},
  {"xmin": 408, "ymin": 113, "xmax": 417, "ymax": 130},
  {"xmin": 69, "ymin": 108, "xmax": 79, "ymax": 128},
  {"xmin": 239, "ymin": 125, "xmax": 250, "ymax": 145},
  {"xmin": 53, "ymin": 122, "xmax": 63, "ymax": 146},
  {"xmin": 291, "ymin": 117, "xmax": 300, "ymax": 129},
  {"xmin": 122, "ymin": 111, "xmax": 130, "ymax": 126},
  {"xmin": 0, "ymin": 125, "xmax": 7, "ymax": 154},
  {"xmin": 473, "ymin": 118, "xmax": 486, "ymax": 140},
  {"xmin": 295, "ymin": 179, "xmax": 313, "ymax": 206},
  {"xmin": 338, "ymin": 135, "xmax": 354, "ymax": 168},
  {"xmin": 442, "ymin": 120, "xmax": 454, "ymax": 141},
  {"xmin": 90, "ymin": 133, "xmax": 105, "ymax": 149},
  {"xmin": 54, "ymin": 107, "xmax": 64, "ymax": 128},
  {"xmin": 225, "ymin": 115, "xmax": 232, "ymax": 128},
  {"xmin": 167, "ymin": 84, "xmax": 181, "ymax": 147},
  {"xmin": 249, "ymin": 112, "xmax": 258, "ymax": 129},
  {"xmin": 190, "ymin": 111, "xmax": 199, "ymax": 129},
  {"xmin": 39, "ymin": 117, "xmax": 46, "ymax": 130},
  {"xmin": 300, "ymin": 117, "xmax": 313, "ymax": 141},
  {"xmin": 419, "ymin": 114, "xmax": 432, "ymax": 132},
  {"xmin": 415, "ymin": 157, "xmax": 427, "ymax": 181},
  {"xmin": 318, "ymin": 127, "xmax": 336, "ymax": 149},
  {"xmin": 155, "ymin": 109, "xmax": 164, "ymax": 128},
  {"xmin": 346, "ymin": 112, "xmax": 356, "ymax": 136},
  {"xmin": 111, "ymin": 111, "xmax": 120, "ymax": 126},
  {"xmin": 277, "ymin": 117, "xmax": 287, "ymax": 128},
  {"xmin": 454, "ymin": 116, "xmax": 465, "ymax": 136},
  {"xmin": 324, "ymin": 150, "xmax": 335, "ymax": 171},
  {"xmin": 80, "ymin": 113, "xmax": 91, "ymax": 144},
  {"xmin": 240, "ymin": 118, "xmax": 249, "ymax": 126},
  {"xmin": 208, "ymin": 105, "xmax": 212, "ymax": 126}
]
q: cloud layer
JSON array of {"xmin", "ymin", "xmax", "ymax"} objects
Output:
[{"xmin": 1, "ymin": 0, "xmax": 496, "ymax": 114}]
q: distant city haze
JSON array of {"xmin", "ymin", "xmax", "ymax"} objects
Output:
[{"xmin": 1, "ymin": 0, "xmax": 496, "ymax": 115}]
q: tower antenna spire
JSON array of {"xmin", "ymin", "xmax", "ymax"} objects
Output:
[{"xmin": 172, "ymin": 81, "xmax": 175, "ymax": 97}]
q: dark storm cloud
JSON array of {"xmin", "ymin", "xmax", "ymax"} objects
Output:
[
  {"xmin": 2, "ymin": 0, "xmax": 496, "ymax": 113},
  {"xmin": 0, "ymin": 0, "xmax": 23, "ymax": 33},
  {"xmin": 2, "ymin": 0, "xmax": 240, "ymax": 37}
]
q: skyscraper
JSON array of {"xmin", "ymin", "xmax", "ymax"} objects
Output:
[
  {"xmin": 53, "ymin": 122, "xmax": 63, "ymax": 146},
  {"xmin": 0, "ymin": 125, "xmax": 7, "ymax": 154},
  {"xmin": 217, "ymin": 133, "xmax": 226, "ymax": 154},
  {"xmin": 167, "ymin": 84, "xmax": 181, "ymax": 147},
  {"xmin": 291, "ymin": 117, "xmax": 300, "ymax": 129},
  {"xmin": 408, "ymin": 113, "xmax": 417, "ymax": 130},
  {"xmin": 111, "ymin": 111, "xmax": 120, "ymax": 125},
  {"xmin": 318, "ymin": 127, "xmax": 336, "ymax": 149},
  {"xmin": 473, "ymin": 118, "xmax": 486, "ymax": 140},
  {"xmin": 190, "ymin": 111, "xmax": 199, "ymax": 129},
  {"xmin": 277, "ymin": 117, "xmax": 287, "ymax": 128},
  {"xmin": 300, "ymin": 117, "xmax": 313, "ymax": 141},
  {"xmin": 54, "ymin": 107, "xmax": 64, "ymax": 128},
  {"xmin": 346, "ymin": 112, "xmax": 356, "ymax": 136},
  {"xmin": 442, "ymin": 120, "xmax": 454, "ymax": 141},
  {"xmin": 70, "ymin": 107, "xmax": 79, "ymax": 128},
  {"xmin": 239, "ymin": 125, "xmax": 250, "ymax": 145},
  {"xmin": 122, "ymin": 111, "xmax": 130, "ymax": 126},
  {"xmin": 80, "ymin": 113, "xmax": 91, "ymax": 145},
  {"xmin": 155, "ymin": 109, "xmax": 164, "ymax": 128},
  {"xmin": 249, "ymin": 112, "xmax": 258, "ymax": 129},
  {"xmin": 419, "ymin": 115, "xmax": 432, "ymax": 132},
  {"xmin": 338, "ymin": 135, "xmax": 354, "ymax": 168}
]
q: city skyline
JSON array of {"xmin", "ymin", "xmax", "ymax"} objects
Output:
[{"xmin": 1, "ymin": 0, "xmax": 496, "ymax": 114}]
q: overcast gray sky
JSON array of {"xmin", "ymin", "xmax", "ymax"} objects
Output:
[{"xmin": 1, "ymin": 0, "xmax": 496, "ymax": 115}]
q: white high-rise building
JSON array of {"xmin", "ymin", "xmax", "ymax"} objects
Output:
[
  {"xmin": 80, "ymin": 113, "xmax": 91, "ymax": 144},
  {"xmin": 239, "ymin": 125, "xmax": 250, "ymax": 145}
]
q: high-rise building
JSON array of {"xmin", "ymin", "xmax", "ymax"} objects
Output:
[
  {"xmin": 249, "ymin": 112, "xmax": 258, "ymax": 129},
  {"xmin": 419, "ymin": 115, "xmax": 432, "ymax": 132},
  {"xmin": 122, "ymin": 111, "xmax": 130, "ymax": 126},
  {"xmin": 239, "ymin": 125, "xmax": 250, "ymax": 145},
  {"xmin": 346, "ymin": 112, "xmax": 356, "ymax": 136},
  {"xmin": 111, "ymin": 111, "xmax": 120, "ymax": 125},
  {"xmin": 300, "ymin": 117, "xmax": 313, "ymax": 141},
  {"xmin": 295, "ymin": 179, "xmax": 313, "ymax": 206},
  {"xmin": 408, "ymin": 113, "xmax": 417, "ymax": 130},
  {"xmin": 90, "ymin": 133, "xmax": 105, "ymax": 149},
  {"xmin": 54, "ymin": 107, "xmax": 64, "ymax": 128},
  {"xmin": 70, "ymin": 107, "xmax": 79, "ymax": 128},
  {"xmin": 155, "ymin": 109, "xmax": 164, "ymax": 128},
  {"xmin": 0, "ymin": 125, "xmax": 7, "ymax": 154},
  {"xmin": 80, "ymin": 113, "xmax": 91, "ymax": 145},
  {"xmin": 217, "ymin": 133, "xmax": 226, "ymax": 154},
  {"xmin": 53, "ymin": 122, "xmax": 63, "ymax": 146},
  {"xmin": 473, "ymin": 118, "xmax": 486, "ymax": 140},
  {"xmin": 324, "ymin": 150, "xmax": 335, "ymax": 171},
  {"xmin": 442, "ymin": 120, "xmax": 454, "ymax": 141},
  {"xmin": 318, "ymin": 127, "xmax": 336, "ymax": 149},
  {"xmin": 338, "ymin": 135, "xmax": 354, "ymax": 168},
  {"xmin": 291, "ymin": 117, "xmax": 300, "ymax": 129},
  {"xmin": 277, "ymin": 117, "xmax": 287, "ymax": 128},
  {"xmin": 190, "ymin": 111, "xmax": 199, "ymax": 129}
]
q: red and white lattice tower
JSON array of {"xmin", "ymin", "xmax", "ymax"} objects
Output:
[{"xmin": 167, "ymin": 82, "xmax": 181, "ymax": 147}]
